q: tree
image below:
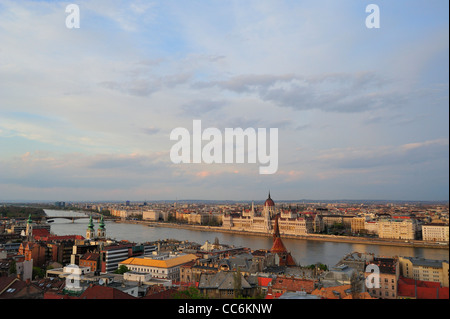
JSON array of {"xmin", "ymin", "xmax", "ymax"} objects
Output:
[
  {"xmin": 9, "ymin": 260, "xmax": 16, "ymax": 275},
  {"xmin": 350, "ymin": 271, "xmax": 363, "ymax": 299},
  {"xmin": 233, "ymin": 268, "xmax": 243, "ymax": 298},
  {"xmin": 172, "ymin": 286, "xmax": 203, "ymax": 299},
  {"xmin": 114, "ymin": 265, "xmax": 129, "ymax": 274},
  {"xmin": 32, "ymin": 267, "xmax": 45, "ymax": 279}
]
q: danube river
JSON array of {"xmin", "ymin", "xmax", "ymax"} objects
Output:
[{"xmin": 45, "ymin": 210, "xmax": 449, "ymax": 267}]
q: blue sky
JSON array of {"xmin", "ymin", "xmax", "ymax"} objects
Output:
[{"xmin": 0, "ymin": 0, "xmax": 448, "ymax": 201}]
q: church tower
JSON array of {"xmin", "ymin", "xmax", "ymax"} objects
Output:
[
  {"xmin": 25, "ymin": 214, "xmax": 33, "ymax": 241},
  {"xmin": 270, "ymin": 214, "xmax": 296, "ymax": 266},
  {"xmin": 97, "ymin": 215, "xmax": 106, "ymax": 239},
  {"xmin": 86, "ymin": 216, "xmax": 95, "ymax": 240}
]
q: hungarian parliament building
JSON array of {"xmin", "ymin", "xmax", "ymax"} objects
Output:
[{"xmin": 222, "ymin": 193, "xmax": 324, "ymax": 236}]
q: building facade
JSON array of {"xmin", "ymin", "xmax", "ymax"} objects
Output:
[
  {"xmin": 398, "ymin": 257, "xmax": 449, "ymax": 288},
  {"xmin": 365, "ymin": 257, "xmax": 400, "ymax": 299},
  {"xmin": 378, "ymin": 219, "xmax": 416, "ymax": 240},
  {"xmin": 422, "ymin": 224, "xmax": 449, "ymax": 242},
  {"xmin": 222, "ymin": 193, "xmax": 313, "ymax": 236},
  {"xmin": 351, "ymin": 217, "xmax": 366, "ymax": 234},
  {"xmin": 119, "ymin": 253, "xmax": 198, "ymax": 281}
]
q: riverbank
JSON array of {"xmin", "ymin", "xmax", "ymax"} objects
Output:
[{"xmin": 115, "ymin": 220, "xmax": 449, "ymax": 250}]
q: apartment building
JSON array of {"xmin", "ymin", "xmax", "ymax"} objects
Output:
[
  {"xmin": 110, "ymin": 209, "xmax": 143, "ymax": 219},
  {"xmin": 422, "ymin": 224, "xmax": 449, "ymax": 242},
  {"xmin": 378, "ymin": 219, "xmax": 416, "ymax": 240},
  {"xmin": 351, "ymin": 217, "xmax": 366, "ymax": 234},
  {"xmin": 398, "ymin": 256, "xmax": 449, "ymax": 288},
  {"xmin": 142, "ymin": 210, "xmax": 169, "ymax": 222},
  {"xmin": 364, "ymin": 220, "xmax": 379, "ymax": 235},
  {"xmin": 365, "ymin": 257, "xmax": 400, "ymax": 299}
]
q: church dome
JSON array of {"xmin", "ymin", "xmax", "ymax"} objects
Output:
[{"xmin": 264, "ymin": 192, "xmax": 275, "ymax": 207}]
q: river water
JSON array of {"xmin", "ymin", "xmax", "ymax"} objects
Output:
[{"xmin": 45, "ymin": 210, "xmax": 449, "ymax": 267}]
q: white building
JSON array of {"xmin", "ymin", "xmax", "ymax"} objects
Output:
[
  {"xmin": 142, "ymin": 210, "xmax": 160, "ymax": 221},
  {"xmin": 365, "ymin": 221, "xmax": 379, "ymax": 235},
  {"xmin": 422, "ymin": 224, "xmax": 449, "ymax": 242},
  {"xmin": 378, "ymin": 219, "xmax": 416, "ymax": 240},
  {"xmin": 119, "ymin": 252, "xmax": 198, "ymax": 281}
]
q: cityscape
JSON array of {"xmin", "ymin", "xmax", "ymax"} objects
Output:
[
  {"xmin": 0, "ymin": 0, "xmax": 448, "ymax": 314},
  {"xmin": 1, "ymin": 193, "xmax": 448, "ymax": 302}
]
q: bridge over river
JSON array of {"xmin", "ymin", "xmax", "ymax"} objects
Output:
[{"xmin": 44, "ymin": 211, "xmax": 114, "ymax": 223}]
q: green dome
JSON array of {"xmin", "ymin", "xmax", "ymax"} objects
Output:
[
  {"xmin": 98, "ymin": 215, "xmax": 105, "ymax": 229},
  {"xmin": 87, "ymin": 216, "xmax": 95, "ymax": 230}
]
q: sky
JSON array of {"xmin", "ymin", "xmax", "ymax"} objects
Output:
[{"xmin": 0, "ymin": 0, "xmax": 448, "ymax": 202}]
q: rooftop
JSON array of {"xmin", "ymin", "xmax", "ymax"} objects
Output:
[
  {"xmin": 403, "ymin": 257, "xmax": 448, "ymax": 267},
  {"xmin": 120, "ymin": 254, "xmax": 198, "ymax": 268}
]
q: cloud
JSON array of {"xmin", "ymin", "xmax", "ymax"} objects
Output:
[
  {"xmin": 316, "ymin": 138, "xmax": 449, "ymax": 170},
  {"xmin": 141, "ymin": 127, "xmax": 160, "ymax": 136},
  {"xmin": 98, "ymin": 72, "xmax": 192, "ymax": 97},
  {"xmin": 193, "ymin": 72, "xmax": 409, "ymax": 113},
  {"xmin": 180, "ymin": 99, "xmax": 228, "ymax": 117}
]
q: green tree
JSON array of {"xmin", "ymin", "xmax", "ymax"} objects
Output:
[
  {"xmin": 32, "ymin": 267, "xmax": 45, "ymax": 279},
  {"xmin": 9, "ymin": 260, "xmax": 16, "ymax": 275},
  {"xmin": 172, "ymin": 286, "xmax": 204, "ymax": 299},
  {"xmin": 233, "ymin": 268, "xmax": 243, "ymax": 298},
  {"xmin": 114, "ymin": 265, "xmax": 129, "ymax": 274}
]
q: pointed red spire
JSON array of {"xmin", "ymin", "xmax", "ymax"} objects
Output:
[{"xmin": 270, "ymin": 214, "xmax": 296, "ymax": 266}]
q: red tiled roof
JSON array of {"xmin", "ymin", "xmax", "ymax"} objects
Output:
[
  {"xmin": 258, "ymin": 277, "xmax": 273, "ymax": 288},
  {"xmin": 0, "ymin": 276, "xmax": 17, "ymax": 294},
  {"xmin": 264, "ymin": 292, "xmax": 283, "ymax": 299},
  {"xmin": 78, "ymin": 285, "xmax": 136, "ymax": 299},
  {"xmin": 44, "ymin": 291, "xmax": 71, "ymax": 299},
  {"xmin": 271, "ymin": 276, "xmax": 316, "ymax": 294},
  {"xmin": 271, "ymin": 238, "xmax": 287, "ymax": 253},
  {"xmin": 0, "ymin": 276, "xmax": 43, "ymax": 299},
  {"xmin": 398, "ymin": 277, "xmax": 449, "ymax": 299},
  {"xmin": 35, "ymin": 234, "xmax": 84, "ymax": 242},
  {"xmin": 32, "ymin": 228, "xmax": 51, "ymax": 238},
  {"xmin": 270, "ymin": 215, "xmax": 296, "ymax": 266}
]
